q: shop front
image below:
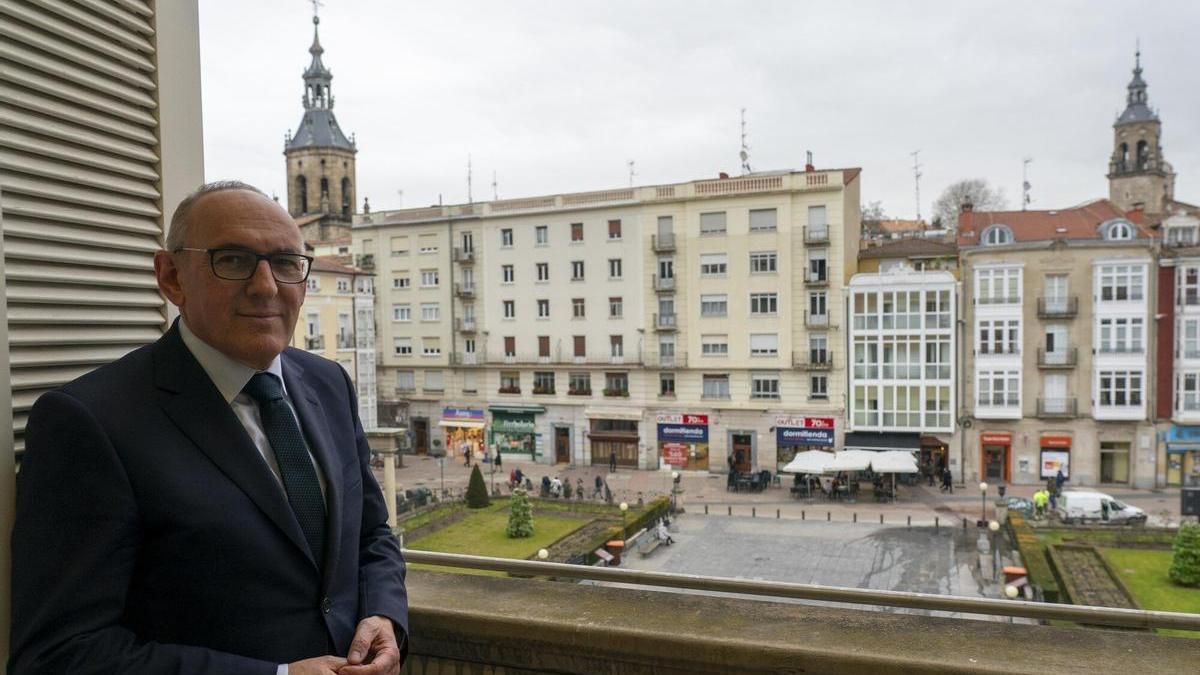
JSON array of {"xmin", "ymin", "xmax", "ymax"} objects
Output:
[
  {"xmin": 1165, "ymin": 425, "xmax": 1200, "ymax": 487},
  {"xmin": 440, "ymin": 407, "xmax": 486, "ymax": 463},
  {"xmin": 489, "ymin": 405, "xmax": 544, "ymax": 460},
  {"xmin": 657, "ymin": 413, "xmax": 710, "ymax": 472},
  {"xmin": 587, "ymin": 408, "xmax": 642, "ymax": 468},
  {"xmin": 920, "ymin": 436, "xmax": 949, "ymax": 476},
  {"xmin": 980, "ymin": 431, "xmax": 1012, "ymax": 483},
  {"xmin": 1039, "ymin": 434, "xmax": 1071, "ymax": 482},
  {"xmin": 775, "ymin": 415, "xmax": 835, "ymax": 471}
]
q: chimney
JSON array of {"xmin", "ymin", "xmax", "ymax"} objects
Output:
[
  {"xmin": 805, "ymin": 150, "xmax": 815, "ymax": 172},
  {"xmin": 718, "ymin": 172, "xmax": 729, "ymax": 179},
  {"xmin": 960, "ymin": 201, "xmax": 974, "ymax": 213}
]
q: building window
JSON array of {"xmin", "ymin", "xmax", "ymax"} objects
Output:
[
  {"xmin": 810, "ymin": 375, "xmax": 828, "ymax": 400},
  {"xmin": 422, "ymin": 338, "xmax": 441, "ymax": 356},
  {"xmin": 1098, "ymin": 318, "xmax": 1144, "ymax": 353},
  {"xmin": 571, "ymin": 222, "xmax": 584, "ymax": 242},
  {"xmin": 504, "ymin": 336, "xmax": 516, "ymax": 357},
  {"xmin": 882, "ymin": 291, "xmax": 921, "ymax": 330},
  {"xmin": 978, "ymin": 370, "xmax": 1020, "ymax": 407},
  {"xmin": 658, "ymin": 258, "xmax": 674, "ymax": 280},
  {"xmin": 750, "ymin": 333, "xmax": 778, "ymax": 356},
  {"xmin": 392, "ymin": 304, "xmax": 411, "ymax": 322},
  {"xmin": 610, "ymin": 335, "xmax": 623, "ymax": 357},
  {"xmin": 307, "ymin": 276, "xmax": 320, "ymax": 292},
  {"xmin": 810, "ymin": 334, "xmax": 828, "ymax": 363},
  {"xmin": 700, "ymin": 253, "xmax": 727, "ymax": 276},
  {"xmin": 1102, "ymin": 219, "xmax": 1135, "ymax": 241},
  {"xmin": 420, "ymin": 270, "xmax": 438, "ymax": 287},
  {"xmin": 853, "ymin": 292, "xmax": 878, "ymax": 330},
  {"xmin": 807, "ymin": 205, "xmax": 828, "ymax": 239},
  {"xmin": 702, "ymin": 374, "xmax": 730, "ymax": 399},
  {"xmin": 397, "ymin": 370, "xmax": 415, "ymax": 391},
  {"xmin": 1181, "ymin": 373, "xmax": 1200, "ymax": 412},
  {"xmin": 1180, "ymin": 318, "xmax": 1200, "ymax": 358},
  {"xmin": 853, "ymin": 386, "xmax": 879, "ymax": 427},
  {"xmin": 390, "ymin": 236, "xmax": 409, "ymax": 256},
  {"xmin": 502, "ymin": 264, "xmax": 514, "ymax": 283},
  {"xmin": 701, "ymin": 294, "xmax": 728, "ymax": 317},
  {"xmin": 537, "ymin": 299, "xmax": 550, "ymax": 318},
  {"xmin": 336, "ymin": 277, "xmax": 351, "ymax": 293},
  {"xmin": 1098, "ymin": 370, "xmax": 1143, "ymax": 407},
  {"xmin": 975, "ymin": 267, "xmax": 1021, "ymax": 304},
  {"xmin": 981, "ymin": 224, "xmax": 1014, "ymax": 245},
  {"xmin": 924, "ymin": 289, "xmax": 952, "ymax": 329},
  {"xmin": 751, "ymin": 373, "xmax": 780, "ymax": 400},
  {"xmin": 1180, "ymin": 266, "xmax": 1200, "ymax": 306},
  {"xmin": 501, "ymin": 228, "xmax": 514, "ymax": 247},
  {"xmin": 420, "ymin": 303, "xmax": 439, "ymax": 321},
  {"xmin": 608, "ymin": 258, "xmax": 623, "ymax": 279},
  {"xmin": 700, "ymin": 211, "xmax": 726, "ymax": 235},
  {"xmin": 807, "ymin": 250, "xmax": 827, "ymax": 283},
  {"xmin": 503, "ymin": 300, "xmax": 515, "ymax": 319},
  {"xmin": 569, "ymin": 372, "xmax": 591, "ymax": 395},
  {"xmin": 702, "ymin": 334, "xmax": 729, "ymax": 356},
  {"xmin": 424, "ymin": 370, "xmax": 444, "ymax": 392},
  {"xmin": 536, "ymin": 225, "xmax": 548, "ymax": 245},
  {"xmin": 750, "ymin": 292, "xmax": 778, "ymax": 315},
  {"xmin": 1167, "ymin": 227, "xmax": 1197, "ymax": 246},
  {"xmin": 533, "ymin": 371, "xmax": 555, "ymax": 394},
  {"xmin": 609, "ymin": 296, "xmax": 623, "ymax": 318},
  {"xmin": 977, "ymin": 319, "xmax": 1020, "ymax": 355},
  {"xmin": 538, "ymin": 336, "xmax": 550, "ymax": 358},
  {"xmin": 572, "ymin": 260, "xmax": 585, "ymax": 280},
  {"xmin": 573, "ymin": 335, "xmax": 586, "ymax": 358},
  {"xmin": 924, "ymin": 386, "xmax": 952, "ymax": 428},
  {"xmin": 394, "ymin": 337, "xmax": 412, "ymax": 356},
  {"xmin": 1100, "ymin": 441, "xmax": 1131, "ymax": 484},
  {"xmin": 536, "ymin": 262, "xmax": 549, "ymax": 282},
  {"xmin": 925, "ymin": 338, "xmax": 952, "ymax": 379},
  {"xmin": 572, "ymin": 298, "xmax": 586, "ymax": 318},
  {"xmin": 749, "ymin": 208, "xmax": 777, "ymax": 232},
  {"xmin": 809, "ymin": 292, "xmax": 827, "ymax": 318},
  {"xmin": 500, "ymin": 371, "xmax": 520, "ymax": 393},
  {"xmin": 1099, "ymin": 264, "xmax": 1145, "ymax": 301},
  {"xmin": 608, "ymin": 219, "xmax": 622, "ymax": 240},
  {"xmin": 750, "ymin": 251, "xmax": 777, "ymax": 273},
  {"xmin": 604, "ymin": 372, "xmax": 629, "ymax": 396},
  {"xmin": 660, "ymin": 372, "xmax": 676, "ymax": 397}
]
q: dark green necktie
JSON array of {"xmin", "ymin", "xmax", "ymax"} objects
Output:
[{"xmin": 243, "ymin": 372, "xmax": 326, "ymax": 568}]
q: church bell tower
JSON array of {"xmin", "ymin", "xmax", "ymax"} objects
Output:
[{"xmin": 1107, "ymin": 48, "xmax": 1174, "ymax": 224}]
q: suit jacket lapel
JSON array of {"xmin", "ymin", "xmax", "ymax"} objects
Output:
[
  {"xmin": 282, "ymin": 353, "xmax": 345, "ymax": 588},
  {"xmin": 153, "ymin": 324, "xmax": 314, "ymax": 567}
]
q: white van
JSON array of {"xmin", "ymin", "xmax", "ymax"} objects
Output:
[{"xmin": 1057, "ymin": 490, "xmax": 1147, "ymax": 525}]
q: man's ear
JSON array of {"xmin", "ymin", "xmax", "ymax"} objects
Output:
[{"xmin": 154, "ymin": 250, "xmax": 185, "ymax": 307}]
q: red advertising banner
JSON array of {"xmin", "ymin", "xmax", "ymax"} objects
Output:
[
  {"xmin": 1040, "ymin": 435, "xmax": 1072, "ymax": 448},
  {"xmin": 980, "ymin": 432, "xmax": 1012, "ymax": 445},
  {"xmin": 662, "ymin": 443, "xmax": 689, "ymax": 466}
]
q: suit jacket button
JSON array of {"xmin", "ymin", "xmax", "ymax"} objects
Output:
[{"xmin": 322, "ymin": 597, "xmax": 332, "ymax": 613}]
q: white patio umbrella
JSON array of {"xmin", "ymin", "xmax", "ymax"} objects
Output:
[
  {"xmin": 827, "ymin": 450, "xmax": 872, "ymax": 472},
  {"xmin": 870, "ymin": 450, "xmax": 920, "ymax": 474},
  {"xmin": 781, "ymin": 450, "xmax": 835, "ymax": 474}
]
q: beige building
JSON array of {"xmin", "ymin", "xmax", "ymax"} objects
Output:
[
  {"xmin": 355, "ymin": 169, "xmax": 862, "ymax": 471},
  {"xmin": 958, "ymin": 201, "xmax": 1158, "ymax": 488}
]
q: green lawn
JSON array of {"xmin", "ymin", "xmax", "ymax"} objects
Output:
[
  {"xmin": 1101, "ymin": 548, "xmax": 1200, "ymax": 638},
  {"xmin": 406, "ymin": 509, "xmax": 591, "ymax": 575}
]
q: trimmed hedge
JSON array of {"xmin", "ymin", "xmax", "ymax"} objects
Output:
[
  {"xmin": 1169, "ymin": 522, "xmax": 1200, "ymax": 587},
  {"xmin": 1009, "ymin": 512, "xmax": 1061, "ymax": 603},
  {"xmin": 465, "ymin": 465, "xmax": 490, "ymax": 509}
]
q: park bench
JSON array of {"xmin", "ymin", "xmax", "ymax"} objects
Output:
[{"xmin": 593, "ymin": 548, "xmax": 614, "ymax": 566}]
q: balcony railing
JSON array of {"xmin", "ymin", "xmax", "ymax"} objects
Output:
[
  {"xmin": 1037, "ymin": 397, "xmax": 1078, "ymax": 418},
  {"xmin": 487, "ymin": 353, "xmax": 642, "ymax": 366},
  {"xmin": 804, "ymin": 311, "xmax": 831, "ymax": 329},
  {"xmin": 651, "ymin": 233, "xmax": 676, "ymax": 252},
  {"xmin": 531, "ymin": 386, "xmax": 556, "ymax": 396},
  {"xmin": 453, "ymin": 247, "xmax": 475, "ymax": 264},
  {"xmin": 602, "ymin": 388, "xmax": 630, "ymax": 398},
  {"xmin": 336, "ymin": 336, "xmax": 354, "ymax": 350},
  {"xmin": 1097, "ymin": 345, "xmax": 1145, "ymax": 355},
  {"xmin": 794, "ymin": 352, "xmax": 834, "ymax": 370},
  {"xmin": 977, "ymin": 346, "xmax": 1020, "ymax": 356},
  {"xmin": 804, "ymin": 271, "xmax": 829, "ymax": 286},
  {"xmin": 976, "ymin": 295, "xmax": 1021, "ymax": 305},
  {"xmin": 305, "ymin": 335, "xmax": 325, "ymax": 350},
  {"xmin": 450, "ymin": 352, "xmax": 480, "ymax": 366},
  {"xmin": 1037, "ymin": 296, "xmax": 1078, "ymax": 318},
  {"xmin": 653, "ymin": 274, "xmax": 676, "ymax": 292},
  {"xmin": 497, "ymin": 386, "xmax": 521, "ymax": 395},
  {"xmin": 1037, "ymin": 347, "xmax": 1077, "ymax": 368},
  {"xmin": 356, "ymin": 253, "xmax": 375, "ymax": 271},
  {"xmin": 803, "ymin": 225, "xmax": 830, "ymax": 245},
  {"xmin": 395, "ymin": 386, "xmax": 416, "ymax": 396},
  {"xmin": 654, "ymin": 313, "xmax": 677, "ymax": 330},
  {"xmin": 455, "ymin": 317, "xmax": 476, "ymax": 332},
  {"xmin": 455, "ymin": 282, "xmax": 475, "ymax": 298},
  {"xmin": 647, "ymin": 352, "xmax": 686, "ymax": 368}
]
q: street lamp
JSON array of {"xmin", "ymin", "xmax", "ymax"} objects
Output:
[
  {"xmin": 537, "ymin": 548, "xmax": 549, "ymax": 561},
  {"xmin": 619, "ymin": 501, "xmax": 629, "ymax": 542},
  {"xmin": 670, "ymin": 471, "xmax": 680, "ymax": 514},
  {"xmin": 979, "ymin": 482, "xmax": 989, "ymax": 524}
]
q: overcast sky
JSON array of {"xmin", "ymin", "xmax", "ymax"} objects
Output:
[{"xmin": 198, "ymin": 1, "xmax": 1200, "ymax": 220}]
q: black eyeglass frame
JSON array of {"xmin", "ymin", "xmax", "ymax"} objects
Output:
[{"xmin": 174, "ymin": 247, "xmax": 315, "ymax": 284}]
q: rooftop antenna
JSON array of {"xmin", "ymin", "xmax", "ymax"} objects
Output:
[
  {"xmin": 491, "ymin": 171, "xmax": 499, "ymax": 201},
  {"xmin": 910, "ymin": 150, "xmax": 922, "ymax": 221},
  {"xmin": 627, "ymin": 160, "xmax": 636, "ymax": 187},
  {"xmin": 395, "ymin": 189, "xmax": 403, "ymax": 208},
  {"xmin": 1022, "ymin": 157, "xmax": 1034, "ymax": 210},
  {"xmin": 739, "ymin": 108, "xmax": 751, "ymax": 175},
  {"xmin": 467, "ymin": 154, "xmax": 474, "ymax": 204}
]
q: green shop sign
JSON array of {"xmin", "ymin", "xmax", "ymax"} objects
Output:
[{"xmin": 491, "ymin": 413, "xmax": 536, "ymax": 434}]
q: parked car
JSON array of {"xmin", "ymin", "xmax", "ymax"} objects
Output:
[
  {"xmin": 1004, "ymin": 496, "xmax": 1035, "ymax": 519},
  {"xmin": 1056, "ymin": 490, "xmax": 1146, "ymax": 525}
]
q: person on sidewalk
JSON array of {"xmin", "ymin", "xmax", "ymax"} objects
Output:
[
  {"xmin": 1055, "ymin": 469, "xmax": 1067, "ymax": 495},
  {"xmin": 609, "ymin": 450, "xmax": 617, "ymax": 473},
  {"xmin": 656, "ymin": 519, "xmax": 675, "ymax": 546},
  {"xmin": 494, "ymin": 450, "xmax": 502, "ymax": 471},
  {"xmin": 1033, "ymin": 489, "xmax": 1049, "ymax": 519},
  {"xmin": 593, "ymin": 474, "xmax": 603, "ymax": 499},
  {"xmin": 940, "ymin": 466, "xmax": 953, "ymax": 493}
]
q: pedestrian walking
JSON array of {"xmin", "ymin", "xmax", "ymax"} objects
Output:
[
  {"xmin": 1055, "ymin": 469, "xmax": 1067, "ymax": 495},
  {"xmin": 940, "ymin": 466, "xmax": 953, "ymax": 493},
  {"xmin": 609, "ymin": 449, "xmax": 617, "ymax": 473},
  {"xmin": 495, "ymin": 450, "xmax": 502, "ymax": 471},
  {"xmin": 593, "ymin": 474, "xmax": 603, "ymax": 499},
  {"xmin": 576, "ymin": 477, "xmax": 585, "ymax": 500}
]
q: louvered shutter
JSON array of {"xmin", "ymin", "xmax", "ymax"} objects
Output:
[{"xmin": 0, "ymin": 0, "xmax": 188, "ymax": 456}]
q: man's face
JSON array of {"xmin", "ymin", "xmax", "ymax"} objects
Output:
[{"xmin": 155, "ymin": 189, "xmax": 306, "ymax": 369}]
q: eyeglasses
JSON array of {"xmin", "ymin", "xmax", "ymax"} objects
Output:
[{"xmin": 175, "ymin": 247, "xmax": 314, "ymax": 284}]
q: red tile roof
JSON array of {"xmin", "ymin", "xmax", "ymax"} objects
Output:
[
  {"xmin": 956, "ymin": 199, "xmax": 1152, "ymax": 246},
  {"xmin": 311, "ymin": 255, "xmax": 361, "ymax": 275},
  {"xmin": 858, "ymin": 237, "xmax": 958, "ymax": 260}
]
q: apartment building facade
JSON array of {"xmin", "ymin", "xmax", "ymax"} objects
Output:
[
  {"xmin": 959, "ymin": 201, "xmax": 1158, "ymax": 488},
  {"xmin": 355, "ymin": 169, "xmax": 861, "ymax": 471}
]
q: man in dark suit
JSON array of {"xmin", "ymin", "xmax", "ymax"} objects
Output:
[{"xmin": 9, "ymin": 182, "xmax": 408, "ymax": 674}]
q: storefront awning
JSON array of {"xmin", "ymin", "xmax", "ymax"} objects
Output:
[
  {"xmin": 439, "ymin": 420, "xmax": 485, "ymax": 429},
  {"xmin": 488, "ymin": 404, "xmax": 545, "ymax": 414},
  {"xmin": 843, "ymin": 432, "xmax": 921, "ymax": 452},
  {"xmin": 585, "ymin": 407, "xmax": 643, "ymax": 420},
  {"xmin": 1166, "ymin": 426, "xmax": 1200, "ymax": 452}
]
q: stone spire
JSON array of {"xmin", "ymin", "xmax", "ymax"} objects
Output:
[
  {"xmin": 286, "ymin": 11, "xmax": 354, "ymax": 151},
  {"xmin": 1116, "ymin": 46, "xmax": 1157, "ymax": 125}
]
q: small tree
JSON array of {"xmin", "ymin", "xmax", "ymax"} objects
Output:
[
  {"xmin": 465, "ymin": 464, "xmax": 490, "ymax": 509},
  {"xmin": 932, "ymin": 178, "xmax": 1008, "ymax": 231},
  {"xmin": 1169, "ymin": 522, "xmax": 1200, "ymax": 587},
  {"xmin": 507, "ymin": 488, "xmax": 534, "ymax": 538}
]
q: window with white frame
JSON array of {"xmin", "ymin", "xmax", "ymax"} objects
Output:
[
  {"xmin": 503, "ymin": 300, "xmax": 515, "ymax": 318},
  {"xmin": 569, "ymin": 372, "xmax": 591, "ymax": 393},
  {"xmin": 572, "ymin": 260, "xmax": 585, "ymax": 280},
  {"xmin": 751, "ymin": 373, "xmax": 780, "ymax": 399},
  {"xmin": 925, "ymin": 338, "xmax": 952, "ymax": 379},
  {"xmin": 1102, "ymin": 219, "xmax": 1135, "ymax": 240},
  {"xmin": 390, "ymin": 236, "xmax": 409, "ymax": 257},
  {"xmin": 535, "ymin": 225, "xmax": 548, "ymax": 245},
  {"xmin": 392, "ymin": 304, "xmax": 411, "ymax": 322},
  {"xmin": 609, "ymin": 296, "xmax": 623, "ymax": 318},
  {"xmin": 702, "ymin": 374, "xmax": 730, "ymax": 398},
  {"xmin": 502, "ymin": 264, "xmax": 514, "ymax": 283},
  {"xmin": 700, "ymin": 211, "xmax": 727, "ymax": 234},
  {"xmin": 306, "ymin": 312, "xmax": 319, "ymax": 337},
  {"xmin": 701, "ymin": 294, "xmax": 728, "ymax": 317},
  {"xmin": 810, "ymin": 375, "xmax": 828, "ymax": 399},
  {"xmin": 807, "ymin": 205, "xmax": 828, "ymax": 238},
  {"xmin": 1180, "ymin": 318, "xmax": 1200, "ymax": 358},
  {"xmin": 397, "ymin": 370, "xmax": 415, "ymax": 391},
  {"xmin": 975, "ymin": 267, "xmax": 1021, "ymax": 304},
  {"xmin": 1098, "ymin": 370, "xmax": 1143, "ymax": 407},
  {"xmin": 660, "ymin": 372, "xmax": 676, "ymax": 397},
  {"xmin": 1099, "ymin": 317, "xmax": 1144, "ymax": 353},
  {"xmin": 749, "ymin": 333, "xmax": 778, "ymax": 356},
  {"xmin": 394, "ymin": 337, "xmax": 412, "ymax": 356},
  {"xmin": 700, "ymin": 253, "xmax": 728, "ymax": 276},
  {"xmin": 537, "ymin": 299, "xmax": 550, "ymax": 318},
  {"xmin": 881, "ymin": 335, "xmax": 922, "ymax": 379},
  {"xmin": 307, "ymin": 276, "xmax": 320, "ymax": 292},
  {"xmin": 1168, "ymin": 226, "xmax": 1197, "ymax": 246},
  {"xmin": 981, "ymin": 225, "xmax": 1014, "ymax": 245},
  {"xmin": 572, "ymin": 298, "xmax": 585, "ymax": 318},
  {"xmin": 607, "ymin": 220, "xmax": 622, "ymax": 240},
  {"xmin": 424, "ymin": 370, "xmax": 444, "ymax": 391},
  {"xmin": 420, "ymin": 269, "xmax": 438, "ymax": 287},
  {"xmin": 924, "ymin": 289, "xmax": 952, "ymax": 329},
  {"xmin": 536, "ymin": 262, "xmax": 549, "ymax": 281},
  {"xmin": 853, "ymin": 336, "xmax": 879, "ymax": 379},
  {"xmin": 609, "ymin": 335, "xmax": 624, "ymax": 357},
  {"xmin": 853, "ymin": 292, "xmax": 879, "ymax": 330},
  {"xmin": 750, "ymin": 292, "xmax": 778, "ymax": 315},
  {"xmin": 881, "ymin": 385, "xmax": 921, "ymax": 428},
  {"xmin": 702, "ymin": 334, "xmax": 729, "ymax": 356},
  {"xmin": 750, "ymin": 251, "xmax": 777, "ymax": 273},
  {"xmin": 810, "ymin": 291, "xmax": 827, "ymax": 317},
  {"xmin": 608, "ymin": 258, "xmax": 622, "ymax": 279},
  {"xmin": 1179, "ymin": 372, "xmax": 1200, "ymax": 412},
  {"xmin": 501, "ymin": 228, "xmax": 513, "ymax": 247},
  {"xmin": 337, "ymin": 277, "xmax": 351, "ymax": 293},
  {"xmin": 978, "ymin": 370, "xmax": 1020, "ymax": 406},
  {"xmin": 853, "ymin": 385, "xmax": 880, "ymax": 426},
  {"xmin": 882, "ymin": 291, "xmax": 921, "ymax": 330},
  {"xmin": 924, "ymin": 386, "xmax": 951, "ymax": 428},
  {"xmin": 658, "ymin": 258, "xmax": 674, "ymax": 280},
  {"xmin": 977, "ymin": 319, "xmax": 1020, "ymax": 355},
  {"xmin": 810, "ymin": 334, "xmax": 828, "ymax": 364},
  {"xmin": 749, "ymin": 208, "xmax": 777, "ymax": 231},
  {"xmin": 420, "ymin": 303, "xmax": 439, "ymax": 321},
  {"xmin": 1180, "ymin": 266, "xmax": 1200, "ymax": 306},
  {"xmin": 1099, "ymin": 264, "xmax": 1145, "ymax": 301},
  {"xmin": 807, "ymin": 250, "xmax": 827, "ymax": 282}
]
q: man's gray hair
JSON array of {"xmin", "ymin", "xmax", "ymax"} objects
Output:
[{"xmin": 165, "ymin": 180, "xmax": 271, "ymax": 252}]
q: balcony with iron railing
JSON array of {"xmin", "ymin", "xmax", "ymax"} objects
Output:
[
  {"xmin": 1097, "ymin": 344, "xmax": 1145, "ymax": 355},
  {"xmin": 654, "ymin": 313, "xmax": 677, "ymax": 331},
  {"xmin": 1037, "ymin": 347, "xmax": 1077, "ymax": 368},
  {"xmin": 1037, "ymin": 397, "xmax": 1079, "ymax": 418},
  {"xmin": 487, "ymin": 352, "xmax": 642, "ymax": 366},
  {"xmin": 1036, "ymin": 296, "xmax": 1078, "ymax": 319},
  {"xmin": 455, "ymin": 317, "xmax": 477, "ymax": 332},
  {"xmin": 794, "ymin": 351, "xmax": 834, "ymax": 370},
  {"xmin": 651, "ymin": 232, "xmax": 676, "ymax": 252},
  {"xmin": 653, "ymin": 274, "xmax": 676, "ymax": 292},
  {"xmin": 304, "ymin": 335, "xmax": 325, "ymax": 351},
  {"xmin": 450, "ymin": 352, "xmax": 480, "ymax": 366},
  {"xmin": 455, "ymin": 282, "xmax": 476, "ymax": 298},
  {"xmin": 976, "ymin": 294, "xmax": 1021, "ymax": 306},
  {"xmin": 646, "ymin": 352, "xmax": 687, "ymax": 368},
  {"xmin": 336, "ymin": 335, "xmax": 354, "ymax": 350},
  {"xmin": 804, "ymin": 270, "xmax": 829, "ymax": 287},
  {"xmin": 974, "ymin": 394, "xmax": 1021, "ymax": 419},
  {"xmin": 453, "ymin": 247, "xmax": 475, "ymax": 264},
  {"xmin": 804, "ymin": 310, "xmax": 832, "ymax": 329},
  {"xmin": 803, "ymin": 225, "xmax": 830, "ymax": 245}
]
